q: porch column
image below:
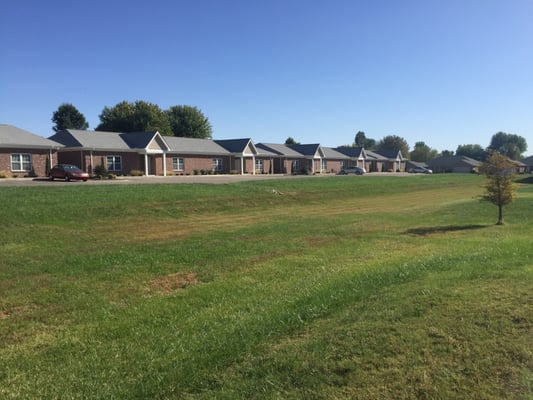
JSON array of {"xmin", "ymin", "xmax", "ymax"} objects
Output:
[
  {"xmin": 162, "ymin": 153, "xmax": 167, "ymax": 176},
  {"xmin": 252, "ymin": 155, "xmax": 256, "ymax": 175},
  {"xmin": 240, "ymin": 157, "xmax": 244, "ymax": 175},
  {"xmin": 144, "ymin": 154, "xmax": 149, "ymax": 176}
]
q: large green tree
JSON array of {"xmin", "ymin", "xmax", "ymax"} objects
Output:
[
  {"xmin": 52, "ymin": 103, "xmax": 89, "ymax": 132},
  {"xmin": 409, "ymin": 141, "xmax": 438, "ymax": 162},
  {"xmin": 488, "ymin": 132, "xmax": 527, "ymax": 160},
  {"xmin": 354, "ymin": 131, "xmax": 376, "ymax": 149},
  {"xmin": 166, "ymin": 105, "xmax": 212, "ymax": 139},
  {"xmin": 456, "ymin": 144, "xmax": 486, "ymax": 160},
  {"xmin": 376, "ymin": 135, "xmax": 410, "ymax": 156},
  {"xmin": 480, "ymin": 150, "xmax": 516, "ymax": 225},
  {"xmin": 96, "ymin": 100, "xmax": 172, "ymax": 135}
]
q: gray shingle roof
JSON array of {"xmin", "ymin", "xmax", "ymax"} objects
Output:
[
  {"xmin": 255, "ymin": 143, "xmax": 306, "ymax": 157},
  {"xmin": 522, "ymin": 155, "xmax": 533, "ymax": 166},
  {"xmin": 0, "ymin": 124, "xmax": 61, "ymax": 148},
  {"xmin": 164, "ymin": 136, "xmax": 230, "ymax": 155},
  {"xmin": 365, "ymin": 150, "xmax": 388, "ymax": 160},
  {"xmin": 288, "ymin": 143, "xmax": 321, "ymax": 157},
  {"xmin": 335, "ymin": 146, "xmax": 365, "ymax": 158},
  {"xmin": 427, "ymin": 155, "xmax": 482, "ymax": 168},
  {"xmin": 215, "ymin": 138, "xmax": 255, "ymax": 154},
  {"xmin": 49, "ymin": 129, "xmax": 131, "ymax": 150},
  {"xmin": 322, "ymin": 147, "xmax": 350, "ymax": 159},
  {"xmin": 120, "ymin": 132, "xmax": 163, "ymax": 149},
  {"xmin": 372, "ymin": 149, "xmax": 404, "ymax": 160}
]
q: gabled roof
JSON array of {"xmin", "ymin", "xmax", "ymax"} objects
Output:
[
  {"xmin": 215, "ymin": 138, "xmax": 257, "ymax": 155},
  {"xmin": 335, "ymin": 146, "xmax": 366, "ymax": 159},
  {"xmin": 255, "ymin": 144, "xmax": 280, "ymax": 157},
  {"xmin": 365, "ymin": 150, "xmax": 388, "ymax": 160},
  {"xmin": 255, "ymin": 143, "xmax": 306, "ymax": 157},
  {"xmin": 522, "ymin": 155, "xmax": 533, "ymax": 166},
  {"xmin": 406, "ymin": 160, "xmax": 429, "ymax": 168},
  {"xmin": 288, "ymin": 143, "xmax": 324, "ymax": 158},
  {"xmin": 372, "ymin": 149, "xmax": 404, "ymax": 160},
  {"xmin": 120, "ymin": 131, "xmax": 170, "ymax": 151},
  {"xmin": 49, "ymin": 129, "xmax": 170, "ymax": 152},
  {"xmin": 322, "ymin": 147, "xmax": 351, "ymax": 159},
  {"xmin": 427, "ymin": 155, "xmax": 482, "ymax": 168},
  {"xmin": 164, "ymin": 136, "xmax": 230, "ymax": 155},
  {"xmin": 49, "ymin": 129, "xmax": 131, "ymax": 150},
  {"xmin": 0, "ymin": 124, "xmax": 61, "ymax": 148}
]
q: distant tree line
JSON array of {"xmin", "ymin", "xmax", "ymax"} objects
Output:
[
  {"xmin": 52, "ymin": 102, "xmax": 528, "ymax": 159},
  {"xmin": 51, "ymin": 101, "xmax": 213, "ymax": 139},
  {"xmin": 349, "ymin": 131, "xmax": 528, "ymax": 161}
]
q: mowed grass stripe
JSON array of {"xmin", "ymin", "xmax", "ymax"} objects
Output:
[{"xmin": 0, "ymin": 175, "xmax": 531, "ymax": 399}]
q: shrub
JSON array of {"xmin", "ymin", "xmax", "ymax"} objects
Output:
[
  {"xmin": 0, "ymin": 170, "xmax": 11, "ymax": 178},
  {"xmin": 93, "ymin": 164, "xmax": 108, "ymax": 178},
  {"xmin": 129, "ymin": 170, "xmax": 144, "ymax": 176},
  {"xmin": 193, "ymin": 169, "xmax": 199, "ymax": 175},
  {"xmin": 25, "ymin": 168, "xmax": 37, "ymax": 178}
]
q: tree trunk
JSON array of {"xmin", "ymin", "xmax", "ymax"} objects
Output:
[{"xmin": 497, "ymin": 204, "xmax": 504, "ymax": 225}]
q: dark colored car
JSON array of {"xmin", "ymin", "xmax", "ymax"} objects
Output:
[
  {"xmin": 339, "ymin": 166, "xmax": 365, "ymax": 175},
  {"xmin": 408, "ymin": 166, "xmax": 433, "ymax": 174},
  {"xmin": 49, "ymin": 164, "xmax": 90, "ymax": 181}
]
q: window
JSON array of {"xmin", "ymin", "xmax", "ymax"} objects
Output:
[
  {"xmin": 255, "ymin": 159, "xmax": 263, "ymax": 172},
  {"xmin": 212, "ymin": 158, "xmax": 222, "ymax": 172},
  {"xmin": 321, "ymin": 159, "xmax": 327, "ymax": 172},
  {"xmin": 106, "ymin": 155, "xmax": 122, "ymax": 172},
  {"xmin": 172, "ymin": 157, "xmax": 184, "ymax": 171},
  {"xmin": 291, "ymin": 160, "xmax": 299, "ymax": 172},
  {"xmin": 11, "ymin": 153, "xmax": 32, "ymax": 171}
]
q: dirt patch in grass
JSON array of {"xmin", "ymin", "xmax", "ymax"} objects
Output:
[
  {"xmin": 0, "ymin": 305, "xmax": 32, "ymax": 320},
  {"xmin": 147, "ymin": 272, "xmax": 200, "ymax": 295}
]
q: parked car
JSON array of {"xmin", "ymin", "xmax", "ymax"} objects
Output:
[
  {"xmin": 339, "ymin": 166, "xmax": 365, "ymax": 175},
  {"xmin": 408, "ymin": 166, "xmax": 433, "ymax": 174},
  {"xmin": 49, "ymin": 164, "xmax": 90, "ymax": 181}
]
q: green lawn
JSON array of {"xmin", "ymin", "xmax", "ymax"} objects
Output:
[{"xmin": 1, "ymin": 174, "xmax": 532, "ymax": 399}]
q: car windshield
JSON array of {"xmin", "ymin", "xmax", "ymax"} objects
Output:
[{"xmin": 64, "ymin": 165, "xmax": 80, "ymax": 171}]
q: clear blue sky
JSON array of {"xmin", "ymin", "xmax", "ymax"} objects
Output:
[{"xmin": 1, "ymin": 0, "xmax": 532, "ymax": 155}]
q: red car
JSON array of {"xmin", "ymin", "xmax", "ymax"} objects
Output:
[{"xmin": 49, "ymin": 164, "xmax": 90, "ymax": 181}]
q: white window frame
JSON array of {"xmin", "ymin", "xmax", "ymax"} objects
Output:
[
  {"xmin": 172, "ymin": 157, "xmax": 184, "ymax": 171},
  {"xmin": 291, "ymin": 160, "xmax": 299, "ymax": 172},
  {"xmin": 11, "ymin": 153, "xmax": 32, "ymax": 171},
  {"xmin": 255, "ymin": 159, "xmax": 264, "ymax": 172},
  {"xmin": 212, "ymin": 158, "xmax": 223, "ymax": 172},
  {"xmin": 106, "ymin": 155, "xmax": 122, "ymax": 172}
]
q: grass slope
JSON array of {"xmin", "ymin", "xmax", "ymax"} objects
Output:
[{"xmin": 0, "ymin": 175, "xmax": 532, "ymax": 399}]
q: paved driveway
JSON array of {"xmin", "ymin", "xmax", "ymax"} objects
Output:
[
  {"xmin": 0, "ymin": 174, "xmax": 323, "ymax": 187},
  {"xmin": 0, "ymin": 172, "xmax": 412, "ymax": 187}
]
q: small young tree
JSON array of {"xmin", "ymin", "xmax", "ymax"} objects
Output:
[{"xmin": 479, "ymin": 150, "xmax": 516, "ymax": 225}]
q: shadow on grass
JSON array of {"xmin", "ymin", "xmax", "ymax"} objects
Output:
[
  {"xmin": 405, "ymin": 224, "xmax": 488, "ymax": 236},
  {"xmin": 517, "ymin": 176, "xmax": 533, "ymax": 184}
]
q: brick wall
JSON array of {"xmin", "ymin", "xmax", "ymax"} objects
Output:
[{"xmin": 0, "ymin": 148, "xmax": 57, "ymax": 177}]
